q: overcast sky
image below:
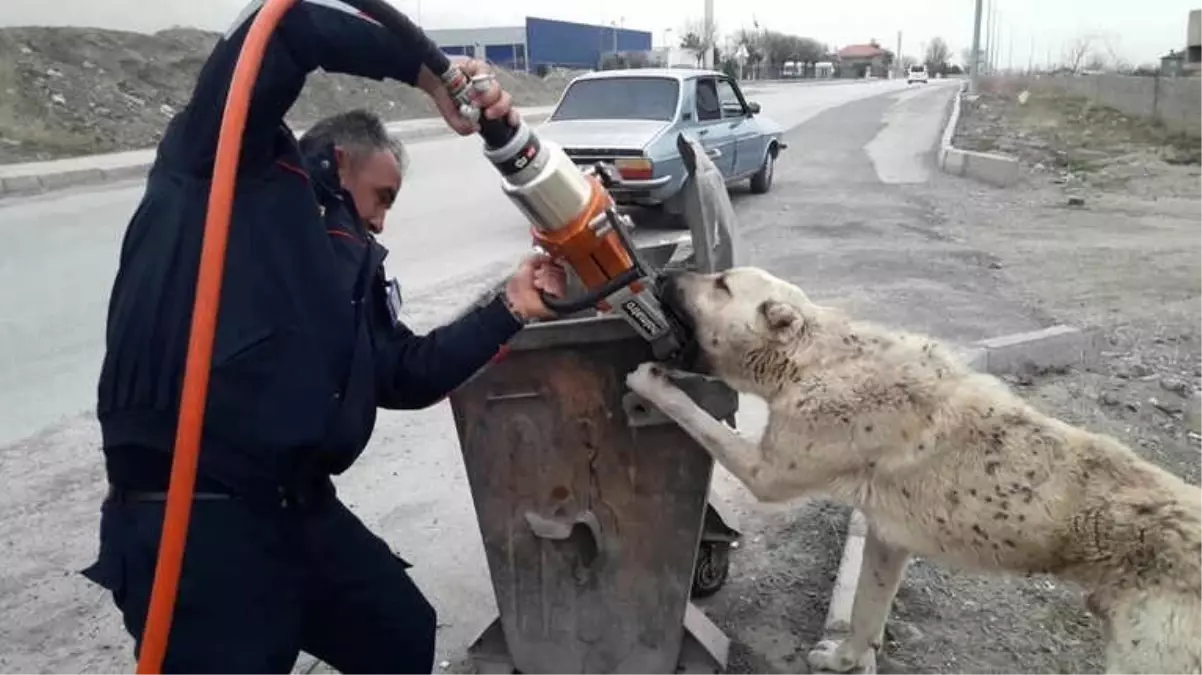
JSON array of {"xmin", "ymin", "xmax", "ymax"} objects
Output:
[{"xmin": 0, "ymin": 0, "xmax": 1195, "ymax": 67}]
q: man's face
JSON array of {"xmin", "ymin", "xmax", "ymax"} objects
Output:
[{"xmin": 336, "ymin": 147, "xmax": 401, "ymax": 234}]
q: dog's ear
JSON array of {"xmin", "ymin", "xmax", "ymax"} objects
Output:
[{"xmin": 759, "ymin": 300, "xmax": 804, "ymax": 340}]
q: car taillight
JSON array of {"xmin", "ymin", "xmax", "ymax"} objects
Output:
[{"xmin": 614, "ymin": 157, "xmax": 653, "ymax": 181}]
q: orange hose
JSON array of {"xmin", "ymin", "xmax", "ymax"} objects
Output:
[{"xmin": 135, "ymin": 0, "xmax": 298, "ymax": 671}]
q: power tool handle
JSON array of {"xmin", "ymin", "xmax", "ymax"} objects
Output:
[
  {"xmin": 330, "ymin": 0, "xmax": 518, "ymax": 149},
  {"xmin": 478, "ymin": 116, "xmax": 517, "ymax": 150},
  {"xmin": 539, "ymin": 267, "xmax": 643, "ymax": 316}
]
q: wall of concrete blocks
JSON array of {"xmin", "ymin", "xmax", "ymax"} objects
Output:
[{"xmin": 1029, "ymin": 74, "xmax": 1202, "ymax": 137}]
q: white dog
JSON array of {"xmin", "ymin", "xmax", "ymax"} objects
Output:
[{"xmin": 626, "ymin": 266, "xmax": 1202, "ymax": 674}]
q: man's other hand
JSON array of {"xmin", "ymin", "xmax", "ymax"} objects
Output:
[
  {"xmin": 418, "ymin": 59, "xmax": 520, "ymax": 136},
  {"xmin": 504, "ymin": 254, "xmax": 567, "ymax": 322}
]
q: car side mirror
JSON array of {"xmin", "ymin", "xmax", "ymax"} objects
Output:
[{"xmin": 747, "ymin": 101, "xmax": 761, "ymax": 114}]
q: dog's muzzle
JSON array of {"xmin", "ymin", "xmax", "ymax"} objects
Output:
[{"xmin": 653, "ymin": 270, "xmax": 703, "ymax": 371}]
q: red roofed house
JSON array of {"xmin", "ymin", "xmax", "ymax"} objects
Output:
[{"xmin": 836, "ymin": 42, "xmax": 890, "ymax": 78}]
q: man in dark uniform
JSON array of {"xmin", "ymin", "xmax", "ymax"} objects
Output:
[{"xmin": 81, "ymin": 1, "xmax": 565, "ymax": 672}]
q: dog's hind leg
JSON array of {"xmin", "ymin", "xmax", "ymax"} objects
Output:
[
  {"xmin": 808, "ymin": 522, "xmax": 911, "ymax": 673},
  {"xmin": 1102, "ymin": 590, "xmax": 1201, "ymax": 674}
]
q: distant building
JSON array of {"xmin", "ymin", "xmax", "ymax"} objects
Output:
[
  {"xmin": 835, "ymin": 43, "xmax": 889, "ymax": 78},
  {"xmin": 651, "ymin": 46, "xmax": 703, "ymax": 69},
  {"xmin": 1187, "ymin": 9, "xmax": 1201, "ymax": 73},
  {"xmin": 424, "ymin": 16, "xmax": 653, "ymax": 74},
  {"xmin": 1162, "ymin": 49, "xmax": 1186, "ymax": 76}
]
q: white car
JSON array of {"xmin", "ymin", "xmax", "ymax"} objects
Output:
[{"xmin": 907, "ymin": 64, "xmax": 929, "ymax": 84}]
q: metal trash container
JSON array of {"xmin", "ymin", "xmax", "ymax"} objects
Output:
[
  {"xmin": 449, "ymin": 310, "xmax": 738, "ymax": 674},
  {"xmin": 447, "ymin": 134, "xmax": 744, "ymax": 674}
]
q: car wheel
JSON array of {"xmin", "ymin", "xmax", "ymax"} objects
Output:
[{"xmin": 749, "ymin": 148, "xmax": 775, "ymax": 195}]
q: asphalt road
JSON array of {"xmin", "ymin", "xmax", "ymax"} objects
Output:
[{"xmin": 0, "ymin": 78, "xmax": 968, "ymax": 673}]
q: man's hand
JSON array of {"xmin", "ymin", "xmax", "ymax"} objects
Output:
[
  {"xmin": 417, "ymin": 59, "xmax": 520, "ymax": 136},
  {"xmin": 504, "ymin": 254, "xmax": 567, "ymax": 322}
]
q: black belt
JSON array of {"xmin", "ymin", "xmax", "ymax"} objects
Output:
[{"xmin": 106, "ymin": 486, "xmax": 233, "ymax": 505}]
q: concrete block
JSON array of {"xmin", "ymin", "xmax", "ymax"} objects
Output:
[
  {"xmin": 100, "ymin": 163, "xmax": 152, "ymax": 183},
  {"xmin": 954, "ymin": 345, "xmax": 989, "ymax": 372},
  {"xmin": 961, "ymin": 150, "xmax": 1020, "ymax": 187},
  {"xmin": 973, "ymin": 324, "xmax": 1101, "ymax": 376},
  {"xmin": 38, "ymin": 167, "xmax": 106, "ymax": 191},
  {"xmin": 0, "ymin": 174, "xmax": 44, "ymax": 196},
  {"xmin": 941, "ymin": 147, "xmax": 967, "ymax": 175},
  {"xmin": 937, "ymin": 81, "xmax": 1022, "ymax": 188}
]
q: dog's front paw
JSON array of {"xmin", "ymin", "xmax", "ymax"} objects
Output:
[
  {"xmin": 807, "ymin": 639, "xmax": 871, "ymax": 673},
  {"xmin": 625, "ymin": 362, "xmax": 672, "ymax": 399}
]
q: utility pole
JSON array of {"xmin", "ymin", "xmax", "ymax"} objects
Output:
[
  {"xmin": 1007, "ymin": 25, "xmax": 1014, "ymax": 73},
  {"xmin": 703, "ymin": 0, "xmax": 714, "ymax": 69},
  {"xmin": 989, "ymin": 3, "xmax": 999, "ymax": 74},
  {"xmin": 969, "ymin": 0, "xmax": 984, "ymax": 92},
  {"xmin": 983, "ymin": 0, "xmax": 993, "ymax": 76},
  {"xmin": 896, "ymin": 30, "xmax": 903, "ymax": 77},
  {"xmin": 1027, "ymin": 34, "xmax": 1034, "ymax": 73}
]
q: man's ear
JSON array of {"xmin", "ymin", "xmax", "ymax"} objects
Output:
[
  {"xmin": 758, "ymin": 300, "xmax": 804, "ymax": 341},
  {"xmin": 331, "ymin": 145, "xmax": 353, "ymax": 183}
]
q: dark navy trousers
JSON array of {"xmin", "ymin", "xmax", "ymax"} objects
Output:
[{"xmin": 83, "ymin": 487, "xmax": 436, "ymax": 673}]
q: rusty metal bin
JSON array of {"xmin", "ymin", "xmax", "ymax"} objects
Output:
[
  {"xmin": 448, "ymin": 134, "xmax": 744, "ymax": 674},
  {"xmin": 448, "ymin": 309, "xmax": 739, "ymax": 674}
]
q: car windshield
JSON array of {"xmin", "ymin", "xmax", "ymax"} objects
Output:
[
  {"xmin": 551, "ymin": 77, "xmax": 680, "ymax": 122},
  {"xmin": 910, "ymin": 65, "xmax": 925, "ymax": 72}
]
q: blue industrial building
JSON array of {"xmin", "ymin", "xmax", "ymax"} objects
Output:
[{"xmin": 425, "ymin": 17, "xmax": 653, "ymax": 73}]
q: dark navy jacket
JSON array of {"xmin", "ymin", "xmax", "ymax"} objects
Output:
[{"xmin": 97, "ymin": 0, "xmax": 522, "ymax": 497}]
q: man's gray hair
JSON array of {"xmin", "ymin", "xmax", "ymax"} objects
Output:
[{"xmin": 299, "ymin": 109, "xmax": 409, "ymax": 177}]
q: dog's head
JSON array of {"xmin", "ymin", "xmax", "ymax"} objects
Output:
[{"xmin": 658, "ymin": 266, "xmax": 833, "ymax": 392}]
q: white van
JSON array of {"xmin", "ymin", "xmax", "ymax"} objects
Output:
[{"xmin": 907, "ymin": 63, "xmax": 929, "ymax": 84}]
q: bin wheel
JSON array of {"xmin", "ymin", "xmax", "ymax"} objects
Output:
[{"xmin": 691, "ymin": 541, "xmax": 731, "ymax": 598}]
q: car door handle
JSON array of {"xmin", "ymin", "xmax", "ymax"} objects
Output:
[{"xmin": 698, "ymin": 129, "xmax": 709, "ymax": 136}]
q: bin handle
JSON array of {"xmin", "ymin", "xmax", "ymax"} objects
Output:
[{"xmin": 524, "ymin": 510, "xmax": 605, "ymax": 567}]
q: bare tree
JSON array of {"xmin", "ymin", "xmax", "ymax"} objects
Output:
[
  {"xmin": 1084, "ymin": 51, "xmax": 1108, "ymax": 72},
  {"xmin": 680, "ymin": 17, "xmax": 719, "ymax": 65},
  {"xmin": 924, "ymin": 36, "xmax": 951, "ymax": 74},
  {"xmin": 1096, "ymin": 33, "xmax": 1130, "ymax": 72},
  {"xmin": 1063, "ymin": 34, "xmax": 1094, "ymax": 73}
]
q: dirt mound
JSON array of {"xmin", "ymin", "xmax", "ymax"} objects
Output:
[{"xmin": 0, "ymin": 26, "xmax": 578, "ymax": 164}]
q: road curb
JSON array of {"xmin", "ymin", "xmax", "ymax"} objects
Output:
[
  {"xmin": 0, "ymin": 111, "xmax": 552, "ymax": 200},
  {"xmin": 815, "ymin": 323, "xmax": 1098, "ymax": 673},
  {"xmin": 956, "ymin": 324, "xmax": 1102, "ymax": 376},
  {"xmin": 812, "ymin": 509, "xmax": 876, "ymax": 674},
  {"xmin": 937, "ymin": 81, "xmax": 1020, "ymax": 188}
]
